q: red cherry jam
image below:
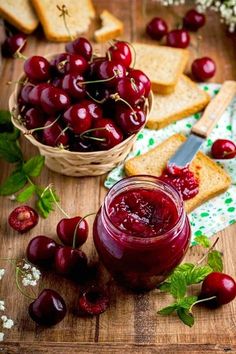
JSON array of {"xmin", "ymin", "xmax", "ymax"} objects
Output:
[
  {"xmin": 93, "ymin": 176, "xmax": 191, "ymax": 291},
  {"xmin": 159, "ymin": 165, "xmax": 199, "ymax": 200}
]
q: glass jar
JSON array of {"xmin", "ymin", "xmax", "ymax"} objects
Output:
[{"xmin": 93, "ymin": 176, "xmax": 191, "ymax": 291}]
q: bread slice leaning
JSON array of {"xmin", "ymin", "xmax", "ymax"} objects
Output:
[
  {"xmin": 94, "ymin": 10, "xmax": 124, "ymax": 43},
  {"xmin": 147, "ymin": 75, "xmax": 211, "ymax": 129},
  {"xmin": 0, "ymin": 0, "xmax": 38, "ymax": 34},
  {"xmin": 124, "ymin": 134, "xmax": 231, "ymax": 213},
  {"xmin": 32, "ymin": 0, "xmax": 95, "ymax": 42},
  {"xmin": 133, "ymin": 43, "xmax": 189, "ymax": 95}
]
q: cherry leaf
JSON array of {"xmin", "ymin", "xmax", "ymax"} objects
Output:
[
  {"xmin": 207, "ymin": 250, "xmax": 223, "ymax": 272},
  {"xmin": 177, "ymin": 308, "xmax": 194, "ymax": 327}
]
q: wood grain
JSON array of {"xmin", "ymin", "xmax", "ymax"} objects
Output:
[{"xmin": 0, "ymin": 1, "xmax": 236, "ymax": 353}]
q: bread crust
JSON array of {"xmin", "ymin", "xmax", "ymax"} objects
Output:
[{"xmin": 94, "ymin": 10, "xmax": 123, "ymax": 43}]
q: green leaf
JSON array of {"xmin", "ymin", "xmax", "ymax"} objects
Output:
[
  {"xmin": 178, "ymin": 296, "xmax": 198, "ymax": 310},
  {"xmin": 16, "ymin": 184, "xmax": 36, "ymax": 202},
  {"xmin": 23, "ymin": 155, "xmax": 45, "ymax": 177},
  {"xmin": 170, "ymin": 272, "xmax": 187, "ymax": 299},
  {"xmin": 0, "ymin": 170, "xmax": 27, "ymax": 195},
  {"xmin": 208, "ymin": 250, "xmax": 223, "ymax": 272},
  {"xmin": 0, "ymin": 139, "xmax": 23, "ymax": 163},
  {"xmin": 194, "ymin": 235, "xmax": 210, "ymax": 248},
  {"xmin": 185, "ymin": 265, "xmax": 212, "ymax": 285},
  {"xmin": 158, "ymin": 282, "xmax": 171, "ymax": 292},
  {"xmin": 158, "ymin": 303, "xmax": 178, "ymax": 315},
  {"xmin": 174, "ymin": 263, "xmax": 195, "ymax": 273},
  {"xmin": 0, "ymin": 128, "xmax": 20, "ymax": 141},
  {"xmin": 0, "ymin": 110, "xmax": 12, "ymax": 126},
  {"xmin": 36, "ymin": 186, "xmax": 59, "ymax": 218},
  {"xmin": 177, "ymin": 308, "xmax": 194, "ymax": 327}
]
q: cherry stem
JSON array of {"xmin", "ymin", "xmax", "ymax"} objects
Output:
[
  {"xmin": 106, "ymin": 48, "xmax": 112, "ymax": 61},
  {"xmin": 124, "ymin": 40, "xmax": 136, "ymax": 69},
  {"xmin": 15, "ymin": 267, "xmax": 36, "ymax": 301},
  {"xmin": 41, "ymin": 184, "xmax": 70, "ymax": 219},
  {"xmin": 57, "ymin": 59, "xmax": 68, "ymax": 71},
  {"xmin": 78, "ymin": 70, "xmax": 120, "ymax": 86},
  {"xmin": 72, "ymin": 212, "xmax": 96, "ymax": 249},
  {"xmin": 7, "ymin": 79, "xmax": 26, "ymax": 86},
  {"xmin": 57, "ymin": 4, "xmax": 74, "ymax": 41},
  {"xmin": 110, "ymin": 93, "xmax": 135, "ymax": 112},
  {"xmin": 189, "ymin": 296, "xmax": 217, "ymax": 313},
  {"xmin": 194, "ymin": 237, "xmax": 219, "ymax": 268},
  {"xmin": 13, "ymin": 39, "xmax": 27, "ymax": 59},
  {"xmin": 55, "ymin": 126, "xmax": 69, "ymax": 144},
  {"xmin": 130, "ymin": 78, "xmax": 138, "ymax": 92},
  {"xmin": 25, "ymin": 116, "xmax": 61, "ymax": 135},
  {"xmin": 85, "ymin": 90, "xmax": 107, "ymax": 104},
  {"xmin": 80, "ymin": 127, "xmax": 107, "ymax": 141}
]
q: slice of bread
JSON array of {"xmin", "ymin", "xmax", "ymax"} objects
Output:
[
  {"xmin": 94, "ymin": 10, "xmax": 124, "ymax": 43},
  {"xmin": 147, "ymin": 75, "xmax": 211, "ymax": 129},
  {"xmin": 133, "ymin": 43, "xmax": 189, "ymax": 95},
  {"xmin": 124, "ymin": 134, "xmax": 231, "ymax": 213},
  {"xmin": 32, "ymin": 0, "xmax": 95, "ymax": 42},
  {"xmin": 0, "ymin": 0, "xmax": 38, "ymax": 34}
]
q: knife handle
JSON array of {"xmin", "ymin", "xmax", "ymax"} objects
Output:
[{"xmin": 191, "ymin": 80, "xmax": 236, "ymax": 138}]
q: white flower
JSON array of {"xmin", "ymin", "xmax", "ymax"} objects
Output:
[
  {"xmin": 8, "ymin": 195, "xmax": 16, "ymax": 201},
  {"xmin": 0, "ymin": 269, "xmax": 5, "ymax": 280},
  {"xmin": 21, "ymin": 262, "xmax": 41, "ymax": 287},
  {"xmin": 1, "ymin": 316, "xmax": 14, "ymax": 329},
  {"xmin": 0, "ymin": 301, "xmax": 5, "ymax": 311},
  {"xmin": 22, "ymin": 263, "xmax": 30, "ymax": 270},
  {"xmin": 0, "ymin": 332, "xmax": 4, "ymax": 341}
]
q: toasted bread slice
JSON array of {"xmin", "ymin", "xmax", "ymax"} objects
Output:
[
  {"xmin": 147, "ymin": 75, "xmax": 211, "ymax": 129},
  {"xmin": 125, "ymin": 134, "xmax": 231, "ymax": 213},
  {"xmin": 133, "ymin": 43, "xmax": 189, "ymax": 94},
  {"xmin": 94, "ymin": 10, "xmax": 123, "ymax": 43},
  {"xmin": 32, "ymin": 0, "xmax": 95, "ymax": 42},
  {"xmin": 0, "ymin": 0, "xmax": 38, "ymax": 34}
]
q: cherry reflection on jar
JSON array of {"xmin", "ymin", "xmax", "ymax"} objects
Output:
[{"xmin": 93, "ymin": 176, "xmax": 191, "ymax": 291}]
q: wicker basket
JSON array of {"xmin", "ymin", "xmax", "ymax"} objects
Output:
[{"xmin": 9, "ymin": 57, "xmax": 153, "ymax": 177}]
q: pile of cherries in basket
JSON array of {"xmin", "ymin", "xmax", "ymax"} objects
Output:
[
  {"xmin": 17, "ymin": 38, "xmax": 151, "ymax": 151},
  {"xmin": 146, "ymin": 8, "xmax": 217, "ymax": 82}
]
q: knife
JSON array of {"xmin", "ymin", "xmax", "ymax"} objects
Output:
[{"xmin": 167, "ymin": 80, "xmax": 236, "ymax": 171}]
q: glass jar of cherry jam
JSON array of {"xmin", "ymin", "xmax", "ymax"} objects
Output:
[{"xmin": 93, "ymin": 176, "xmax": 191, "ymax": 291}]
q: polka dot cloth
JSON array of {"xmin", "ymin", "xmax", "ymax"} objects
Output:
[{"xmin": 105, "ymin": 83, "xmax": 236, "ymax": 245}]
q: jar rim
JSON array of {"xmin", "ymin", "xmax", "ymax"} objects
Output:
[{"xmin": 103, "ymin": 175, "xmax": 186, "ymax": 243}]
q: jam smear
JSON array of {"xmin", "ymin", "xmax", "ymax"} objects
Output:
[
  {"xmin": 159, "ymin": 165, "xmax": 199, "ymax": 201},
  {"xmin": 109, "ymin": 188, "xmax": 179, "ymax": 237}
]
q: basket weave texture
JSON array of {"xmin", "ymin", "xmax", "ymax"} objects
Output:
[{"xmin": 9, "ymin": 57, "xmax": 153, "ymax": 177}]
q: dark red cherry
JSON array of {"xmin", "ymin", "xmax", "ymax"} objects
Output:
[
  {"xmin": 40, "ymin": 86, "xmax": 70, "ymax": 114},
  {"xmin": 69, "ymin": 137, "xmax": 93, "ymax": 152},
  {"xmin": 28, "ymin": 83, "xmax": 51, "ymax": 106},
  {"xmin": 51, "ymin": 53, "xmax": 88, "ymax": 76},
  {"xmin": 116, "ymin": 107, "xmax": 146, "ymax": 135},
  {"xmin": 116, "ymin": 77, "xmax": 145, "ymax": 106},
  {"xmin": 26, "ymin": 235, "xmax": 58, "ymax": 268},
  {"xmin": 42, "ymin": 117, "xmax": 69, "ymax": 147},
  {"xmin": 107, "ymin": 41, "xmax": 132, "ymax": 68},
  {"xmin": 54, "ymin": 246, "xmax": 88, "ymax": 278},
  {"xmin": 91, "ymin": 118, "xmax": 123, "ymax": 150},
  {"xmin": 57, "ymin": 216, "xmax": 89, "ymax": 247},
  {"xmin": 191, "ymin": 57, "xmax": 216, "ymax": 81},
  {"xmin": 128, "ymin": 69, "xmax": 151, "ymax": 97},
  {"xmin": 83, "ymin": 100, "xmax": 103, "ymax": 122},
  {"xmin": 211, "ymin": 139, "xmax": 236, "ymax": 159},
  {"xmin": 51, "ymin": 76, "xmax": 63, "ymax": 88},
  {"xmin": 166, "ymin": 29, "xmax": 190, "ymax": 48},
  {"xmin": 146, "ymin": 17, "xmax": 168, "ymax": 40},
  {"xmin": 61, "ymin": 74, "xmax": 86, "ymax": 100},
  {"xmin": 8, "ymin": 205, "xmax": 38, "ymax": 233},
  {"xmin": 86, "ymin": 83, "xmax": 110, "ymax": 103},
  {"xmin": 29, "ymin": 289, "xmax": 67, "ymax": 326},
  {"xmin": 63, "ymin": 103, "xmax": 92, "ymax": 134},
  {"xmin": 183, "ymin": 9, "xmax": 206, "ymax": 31},
  {"xmin": 24, "ymin": 108, "xmax": 45, "ymax": 130},
  {"xmin": 77, "ymin": 285, "xmax": 109, "ymax": 315},
  {"xmin": 96, "ymin": 60, "xmax": 126, "ymax": 87},
  {"xmin": 200, "ymin": 272, "xmax": 236, "ymax": 307},
  {"xmin": 2, "ymin": 33, "xmax": 27, "ymax": 57},
  {"xmin": 88, "ymin": 57, "xmax": 106, "ymax": 78},
  {"xmin": 65, "ymin": 37, "xmax": 93, "ymax": 61},
  {"xmin": 19, "ymin": 84, "xmax": 34, "ymax": 105},
  {"xmin": 24, "ymin": 56, "xmax": 51, "ymax": 82}
]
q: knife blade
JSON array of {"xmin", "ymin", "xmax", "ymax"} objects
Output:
[{"xmin": 167, "ymin": 80, "xmax": 236, "ymax": 170}]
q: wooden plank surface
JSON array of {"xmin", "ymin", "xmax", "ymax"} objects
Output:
[{"xmin": 0, "ymin": 1, "xmax": 236, "ymax": 353}]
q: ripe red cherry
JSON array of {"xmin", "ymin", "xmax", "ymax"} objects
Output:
[
  {"xmin": 63, "ymin": 103, "xmax": 92, "ymax": 134},
  {"xmin": 24, "ymin": 56, "xmax": 51, "ymax": 82},
  {"xmin": 200, "ymin": 272, "xmax": 236, "ymax": 307},
  {"xmin": 91, "ymin": 118, "xmax": 123, "ymax": 150},
  {"xmin": 28, "ymin": 83, "xmax": 51, "ymax": 106},
  {"xmin": 40, "ymin": 86, "xmax": 70, "ymax": 114},
  {"xmin": 191, "ymin": 57, "xmax": 216, "ymax": 81},
  {"xmin": 51, "ymin": 53, "xmax": 88, "ymax": 76},
  {"xmin": 107, "ymin": 41, "xmax": 132, "ymax": 68},
  {"xmin": 78, "ymin": 285, "xmax": 109, "ymax": 315},
  {"xmin": 54, "ymin": 247, "xmax": 88, "ymax": 278},
  {"xmin": 8, "ymin": 206, "xmax": 38, "ymax": 233},
  {"xmin": 211, "ymin": 139, "xmax": 236, "ymax": 159},
  {"xmin": 42, "ymin": 117, "xmax": 69, "ymax": 147},
  {"xmin": 29, "ymin": 289, "xmax": 67, "ymax": 326},
  {"xmin": 146, "ymin": 17, "xmax": 168, "ymax": 40},
  {"xmin": 61, "ymin": 74, "xmax": 86, "ymax": 99},
  {"xmin": 57, "ymin": 216, "xmax": 89, "ymax": 247},
  {"xmin": 128, "ymin": 69, "xmax": 151, "ymax": 97},
  {"xmin": 2, "ymin": 33, "xmax": 27, "ymax": 57},
  {"xmin": 82, "ymin": 100, "xmax": 103, "ymax": 122},
  {"xmin": 65, "ymin": 37, "xmax": 93, "ymax": 61},
  {"xmin": 166, "ymin": 29, "xmax": 190, "ymax": 48},
  {"xmin": 116, "ymin": 107, "xmax": 146, "ymax": 135},
  {"xmin": 96, "ymin": 60, "xmax": 126, "ymax": 87},
  {"xmin": 19, "ymin": 84, "xmax": 34, "ymax": 105},
  {"xmin": 70, "ymin": 137, "xmax": 93, "ymax": 152},
  {"xmin": 183, "ymin": 9, "xmax": 206, "ymax": 31},
  {"xmin": 86, "ymin": 84, "xmax": 110, "ymax": 103},
  {"xmin": 26, "ymin": 235, "xmax": 58, "ymax": 268},
  {"xmin": 116, "ymin": 77, "xmax": 145, "ymax": 106},
  {"xmin": 24, "ymin": 108, "xmax": 45, "ymax": 130}
]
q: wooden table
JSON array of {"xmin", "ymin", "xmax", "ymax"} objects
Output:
[{"xmin": 1, "ymin": 1, "xmax": 236, "ymax": 353}]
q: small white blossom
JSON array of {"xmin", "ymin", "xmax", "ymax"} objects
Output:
[
  {"xmin": 8, "ymin": 194, "xmax": 16, "ymax": 201},
  {"xmin": 0, "ymin": 269, "xmax": 5, "ymax": 280},
  {"xmin": 1, "ymin": 316, "xmax": 14, "ymax": 329},
  {"xmin": 0, "ymin": 301, "xmax": 5, "ymax": 311},
  {"xmin": 0, "ymin": 332, "xmax": 4, "ymax": 341},
  {"xmin": 21, "ymin": 262, "xmax": 41, "ymax": 287},
  {"xmin": 22, "ymin": 263, "xmax": 30, "ymax": 270}
]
